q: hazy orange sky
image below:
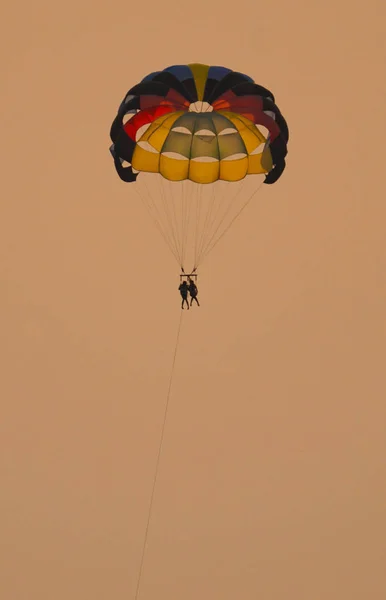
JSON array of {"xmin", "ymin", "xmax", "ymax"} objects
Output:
[{"xmin": 1, "ymin": 0, "xmax": 386, "ymax": 598}]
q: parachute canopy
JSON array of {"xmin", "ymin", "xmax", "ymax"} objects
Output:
[{"xmin": 110, "ymin": 63, "xmax": 289, "ymax": 271}]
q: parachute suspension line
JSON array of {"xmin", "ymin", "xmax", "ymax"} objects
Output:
[
  {"xmin": 184, "ymin": 181, "xmax": 194, "ymax": 269},
  {"xmin": 198, "ymin": 179, "xmax": 248, "ymax": 264},
  {"xmin": 181, "ymin": 180, "xmax": 188, "ymax": 269},
  {"xmin": 203, "ymin": 183, "xmax": 233, "ymax": 257},
  {"xmin": 205, "ymin": 185, "xmax": 222, "ymax": 239},
  {"xmin": 144, "ymin": 175, "xmax": 181, "ymax": 265},
  {"xmin": 168, "ymin": 179, "xmax": 183, "ymax": 267},
  {"xmin": 132, "ymin": 182, "xmax": 180, "ymax": 266},
  {"xmin": 195, "ymin": 183, "xmax": 215, "ymax": 269},
  {"xmin": 183, "ymin": 181, "xmax": 192, "ymax": 270},
  {"xmin": 182, "ymin": 181, "xmax": 193, "ymax": 271},
  {"xmin": 133, "ymin": 309, "xmax": 184, "ymax": 600},
  {"xmin": 133, "ymin": 171, "xmax": 264, "ymax": 273},
  {"xmin": 193, "ymin": 186, "xmax": 204, "ymax": 268},
  {"xmin": 202, "ymin": 177, "xmax": 265, "ymax": 262},
  {"xmin": 197, "ymin": 183, "xmax": 214, "ymax": 264},
  {"xmin": 159, "ymin": 177, "xmax": 180, "ymax": 266},
  {"xmin": 159, "ymin": 176, "xmax": 181, "ymax": 265},
  {"xmin": 193, "ymin": 180, "xmax": 238, "ymax": 270},
  {"xmin": 182, "ymin": 179, "xmax": 197, "ymax": 272},
  {"xmin": 204, "ymin": 184, "xmax": 217, "ymax": 252},
  {"xmin": 194, "ymin": 184, "xmax": 202, "ymax": 268}
]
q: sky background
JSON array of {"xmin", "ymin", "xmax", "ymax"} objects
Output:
[{"xmin": 1, "ymin": 0, "xmax": 386, "ymax": 598}]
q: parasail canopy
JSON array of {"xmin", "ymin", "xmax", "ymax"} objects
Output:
[{"xmin": 110, "ymin": 63, "xmax": 289, "ymax": 272}]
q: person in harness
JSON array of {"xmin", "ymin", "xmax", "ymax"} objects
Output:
[
  {"xmin": 188, "ymin": 277, "xmax": 200, "ymax": 307},
  {"xmin": 179, "ymin": 280, "xmax": 189, "ymax": 309}
]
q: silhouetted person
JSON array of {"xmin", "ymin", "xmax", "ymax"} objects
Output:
[
  {"xmin": 188, "ymin": 278, "xmax": 200, "ymax": 306},
  {"xmin": 179, "ymin": 281, "xmax": 189, "ymax": 309}
]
